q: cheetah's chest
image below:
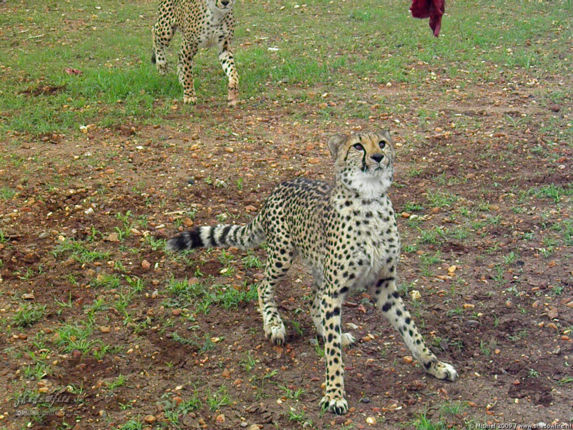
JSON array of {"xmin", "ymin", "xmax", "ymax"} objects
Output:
[
  {"xmin": 198, "ymin": 25, "xmax": 224, "ymax": 47},
  {"xmin": 339, "ymin": 199, "xmax": 400, "ymax": 287},
  {"xmin": 197, "ymin": 10, "xmax": 229, "ymax": 47}
]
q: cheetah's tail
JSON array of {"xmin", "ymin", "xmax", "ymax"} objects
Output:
[{"xmin": 166, "ymin": 216, "xmax": 265, "ymax": 252}]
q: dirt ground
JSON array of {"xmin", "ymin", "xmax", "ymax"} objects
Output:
[{"xmin": 1, "ymin": 76, "xmax": 572, "ymax": 428}]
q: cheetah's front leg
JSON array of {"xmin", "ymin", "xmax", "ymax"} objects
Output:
[
  {"xmin": 311, "ymin": 281, "xmax": 355, "ymax": 347},
  {"xmin": 218, "ymin": 39, "xmax": 239, "ymax": 106},
  {"xmin": 318, "ymin": 290, "xmax": 349, "ymax": 415},
  {"xmin": 374, "ymin": 277, "xmax": 458, "ymax": 381},
  {"xmin": 178, "ymin": 40, "xmax": 199, "ymax": 104}
]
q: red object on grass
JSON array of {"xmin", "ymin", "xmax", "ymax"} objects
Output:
[{"xmin": 410, "ymin": 0, "xmax": 445, "ymax": 37}]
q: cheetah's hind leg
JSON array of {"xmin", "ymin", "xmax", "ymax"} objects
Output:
[
  {"xmin": 258, "ymin": 277, "xmax": 286, "ymax": 345},
  {"xmin": 257, "ymin": 245, "xmax": 295, "ymax": 345},
  {"xmin": 151, "ymin": 20, "xmax": 174, "ymax": 76}
]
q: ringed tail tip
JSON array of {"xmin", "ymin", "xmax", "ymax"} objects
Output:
[{"xmin": 166, "ymin": 228, "xmax": 203, "ymax": 252}]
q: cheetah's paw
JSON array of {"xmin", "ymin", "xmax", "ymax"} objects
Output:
[
  {"xmin": 428, "ymin": 361, "xmax": 458, "ymax": 381},
  {"xmin": 227, "ymin": 88, "xmax": 239, "ymax": 107},
  {"xmin": 183, "ymin": 95, "xmax": 197, "ymax": 104},
  {"xmin": 341, "ymin": 332, "xmax": 356, "ymax": 347},
  {"xmin": 320, "ymin": 394, "xmax": 348, "ymax": 415},
  {"xmin": 156, "ymin": 64, "xmax": 168, "ymax": 75},
  {"xmin": 264, "ymin": 321, "xmax": 286, "ymax": 346}
]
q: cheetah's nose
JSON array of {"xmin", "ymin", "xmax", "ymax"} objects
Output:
[
  {"xmin": 371, "ymin": 154, "xmax": 384, "ymax": 163},
  {"xmin": 221, "ymin": 0, "xmax": 229, "ymax": 5}
]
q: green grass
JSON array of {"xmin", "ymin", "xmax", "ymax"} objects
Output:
[
  {"xmin": 532, "ymin": 184, "xmax": 573, "ymax": 204},
  {"xmin": 12, "ymin": 304, "xmax": 46, "ymax": 328},
  {"xmin": 145, "ymin": 235, "xmax": 166, "ymax": 251},
  {"xmin": 419, "ymin": 251, "xmax": 442, "ymax": 277},
  {"xmin": 0, "ymin": 186, "xmax": 17, "ymax": 200},
  {"xmin": 447, "ymin": 226, "xmax": 470, "ymax": 241},
  {"xmin": 91, "ymin": 273, "xmax": 122, "ymax": 289},
  {"xmin": 165, "ymin": 277, "xmax": 205, "ymax": 303},
  {"xmin": 161, "ymin": 390, "xmax": 203, "ymax": 425},
  {"xmin": 52, "ymin": 239, "xmax": 111, "ymax": 264},
  {"xmin": 117, "ymin": 420, "xmax": 143, "ymax": 430},
  {"xmin": 170, "ymin": 331, "xmax": 219, "ymax": 354},
  {"xmin": 280, "ymin": 385, "xmax": 305, "ymax": 401},
  {"xmin": 240, "ymin": 351, "xmax": 257, "ymax": 373},
  {"xmin": 1, "ymin": 0, "xmax": 571, "ymax": 136},
  {"xmin": 107, "ymin": 374, "xmax": 127, "ymax": 391},
  {"xmin": 165, "ymin": 276, "xmax": 257, "ymax": 313},
  {"xmin": 403, "ymin": 202, "xmax": 424, "ymax": 212},
  {"xmin": 179, "ymin": 393, "xmax": 203, "ymax": 413},
  {"xmin": 54, "ymin": 322, "xmax": 115, "ymax": 357},
  {"xmin": 288, "ymin": 408, "xmax": 310, "ymax": 424},
  {"xmin": 411, "ymin": 413, "xmax": 446, "ymax": 430},
  {"xmin": 22, "ymin": 362, "xmax": 51, "ymax": 380},
  {"xmin": 439, "ymin": 401, "xmax": 467, "ymax": 416},
  {"xmin": 206, "ymin": 385, "xmax": 231, "ymax": 411},
  {"xmin": 242, "ymin": 252, "xmax": 264, "ymax": 269},
  {"xmin": 85, "ymin": 298, "xmax": 108, "ymax": 317},
  {"xmin": 418, "ymin": 226, "xmax": 446, "ymax": 245},
  {"xmin": 215, "ymin": 283, "xmax": 258, "ymax": 309},
  {"xmin": 426, "ymin": 190, "xmax": 458, "ymax": 208}
]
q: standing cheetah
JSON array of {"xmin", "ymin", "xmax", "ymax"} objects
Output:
[
  {"xmin": 167, "ymin": 131, "xmax": 457, "ymax": 414},
  {"xmin": 151, "ymin": 0, "xmax": 239, "ymax": 105}
]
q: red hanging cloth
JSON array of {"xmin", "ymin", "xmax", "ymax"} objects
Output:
[{"xmin": 410, "ymin": 0, "xmax": 445, "ymax": 37}]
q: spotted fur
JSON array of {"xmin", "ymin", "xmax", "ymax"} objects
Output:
[
  {"xmin": 167, "ymin": 131, "xmax": 457, "ymax": 414},
  {"xmin": 151, "ymin": 0, "xmax": 238, "ymax": 105}
]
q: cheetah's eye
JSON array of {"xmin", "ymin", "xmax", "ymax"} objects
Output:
[
  {"xmin": 353, "ymin": 143, "xmax": 364, "ymax": 151},
  {"xmin": 378, "ymin": 140, "xmax": 386, "ymax": 149}
]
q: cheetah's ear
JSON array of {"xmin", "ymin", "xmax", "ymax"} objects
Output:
[{"xmin": 327, "ymin": 134, "xmax": 347, "ymax": 160}]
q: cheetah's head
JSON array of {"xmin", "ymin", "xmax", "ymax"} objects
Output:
[
  {"xmin": 208, "ymin": 0, "xmax": 235, "ymax": 11},
  {"xmin": 328, "ymin": 130, "xmax": 394, "ymax": 197}
]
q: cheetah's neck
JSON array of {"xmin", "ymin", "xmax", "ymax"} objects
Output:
[{"xmin": 336, "ymin": 166, "xmax": 393, "ymax": 200}]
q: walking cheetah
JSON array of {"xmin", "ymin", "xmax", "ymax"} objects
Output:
[
  {"xmin": 151, "ymin": 0, "xmax": 238, "ymax": 105},
  {"xmin": 167, "ymin": 131, "xmax": 457, "ymax": 414}
]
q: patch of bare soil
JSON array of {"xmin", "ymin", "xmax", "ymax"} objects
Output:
[{"xmin": 1, "ymin": 82, "xmax": 571, "ymax": 429}]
